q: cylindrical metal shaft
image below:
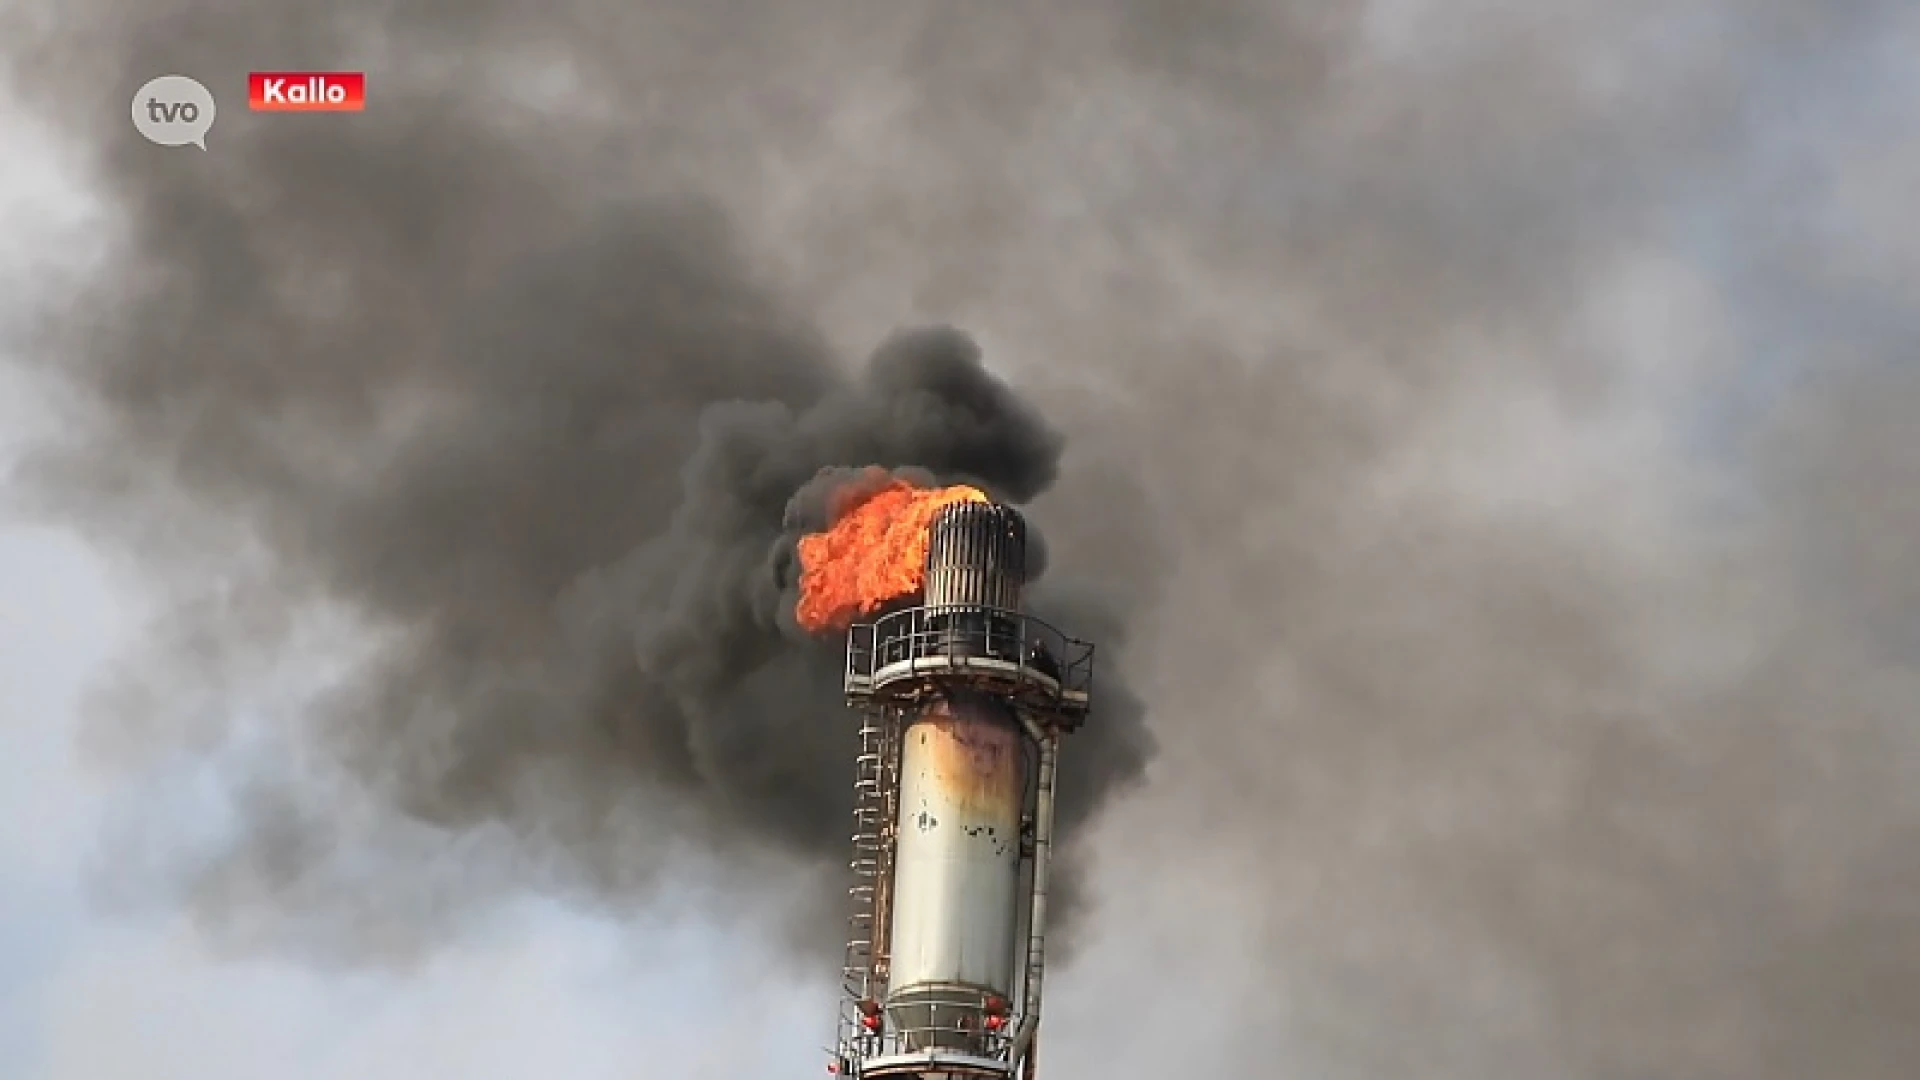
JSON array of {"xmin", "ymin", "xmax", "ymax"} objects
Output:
[{"xmin": 884, "ymin": 692, "xmax": 1027, "ymax": 1051}]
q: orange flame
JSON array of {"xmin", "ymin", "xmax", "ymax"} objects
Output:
[{"xmin": 795, "ymin": 477, "xmax": 988, "ymax": 633}]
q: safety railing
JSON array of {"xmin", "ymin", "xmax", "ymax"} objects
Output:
[
  {"xmin": 844, "ymin": 605, "xmax": 1092, "ymax": 714},
  {"xmin": 834, "ymin": 987, "xmax": 1024, "ymax": 1077}
]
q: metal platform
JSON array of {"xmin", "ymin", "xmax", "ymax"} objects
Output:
[
  {"xmin": 831, "ymin": 983, "xmax": 1027, "ymax": 1079},
  {"xmin": 843, "ymin": 605, "xmax": 1092, "ymax": 724},
  {"xmin": 853, "ymin": 1050, "xmax": 1015, "ymax": 1079}
]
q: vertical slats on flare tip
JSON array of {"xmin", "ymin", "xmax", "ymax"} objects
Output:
[{"xmin": 924, "ymin": 502, "xmax": 1026, "ymax": 610}]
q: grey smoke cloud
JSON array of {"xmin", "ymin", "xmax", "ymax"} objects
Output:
[{"xmin": 6, "ymin": 1, "xmax": 1920, "ymax": 1077}]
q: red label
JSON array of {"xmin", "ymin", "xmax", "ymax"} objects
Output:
[{"xmin": 248, "ymin": 72, "xmax": 365, "ymax": 112}]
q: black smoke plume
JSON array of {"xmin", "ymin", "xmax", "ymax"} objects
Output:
[
  {"xmin": 0, "ymin": 4, "xmax": 1159, "ymax": 966},
  {"xmin": 15, "ymin": 233, "xmax": 1150, "ymax": 950}
]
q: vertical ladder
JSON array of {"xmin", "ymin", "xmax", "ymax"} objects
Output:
[{"xmin": 843, "ymin": 706, "xmax": 898, "ymax": 1004}]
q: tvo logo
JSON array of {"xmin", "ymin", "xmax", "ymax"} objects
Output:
[{"xmin": 132, "ymin": 75, "xmax": 216, "ymax": 149}]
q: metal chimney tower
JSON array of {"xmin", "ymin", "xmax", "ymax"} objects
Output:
[{"xmin": 831, "ymin": 502, "xmax": 1092, "ymax": 1080}]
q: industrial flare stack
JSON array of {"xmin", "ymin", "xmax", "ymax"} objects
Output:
[{"xmin": 833, "ymin": 501, "xmax": 1092, "ymax": 1080}]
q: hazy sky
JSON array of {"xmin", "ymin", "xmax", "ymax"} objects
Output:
[{"xmin": 4, "ymin": 3, "xmax": 1919, "ymax": 1079}]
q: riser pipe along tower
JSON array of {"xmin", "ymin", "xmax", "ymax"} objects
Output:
[{"xmin": 832, "ymin": 501, "xmax": 1092, "ymax": 1080}]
